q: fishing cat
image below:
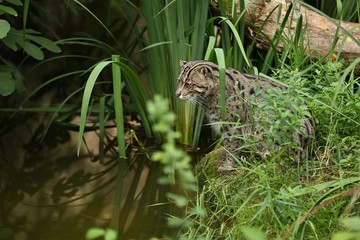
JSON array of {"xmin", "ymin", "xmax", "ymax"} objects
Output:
[{"xmin": 175, "ymin": 60, "xmax": 314, "ymax": 172}]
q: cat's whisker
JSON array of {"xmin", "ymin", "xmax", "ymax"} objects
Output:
[{"xmin": 192, "ymin": 97, "xmax": 205, "ymax": 108}]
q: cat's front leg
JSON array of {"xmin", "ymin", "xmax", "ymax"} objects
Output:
[{"xmin": 216, "ymin": 137, "xmax": 240, "ymax": 173}]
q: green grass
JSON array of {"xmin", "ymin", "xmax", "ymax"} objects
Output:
[
  {"xmin": 122, "ymin": 58, "xmax": 359, "ymax": 238},
  {"xmin": 177, "ymin": 46, "xmax": 360, "ymax": 240},
  {"xmin": 1, "ymin": 0, "xmax": 360, "ymax": 239},
  {"xmin": 172, "ymin": 1, "xmax": 360, "ymax": 238}
]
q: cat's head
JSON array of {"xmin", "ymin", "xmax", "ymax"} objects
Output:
[{"xmin": 175, "ymin": 60, "xmax": 216, "ymax": 102}]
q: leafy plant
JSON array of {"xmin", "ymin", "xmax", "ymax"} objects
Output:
[
  {"xmin": 0, "ymin": 0, "xmax": 61, "ymax": 96},
  {"xmin": 138, "ymin": 0, "xmax": 210, "ymax": 146},
  {"xmin": 147, "ymin": 95, "xmax": 198, "ymax": 230},
  {"xmin": 333, "ymin": 217, "xmax": 360, "ymax": 240},
  {"xmin": 2, "ymin": 0, "xmax": 360, "ymax": 239},
  {"xmin": 86, "ymin": 228, "xmax": 117, "ymax": 240}
]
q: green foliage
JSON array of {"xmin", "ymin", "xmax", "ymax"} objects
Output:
[
  {"xmin": 0, "ymin": 0, "xmax": 61, "ymax": 96},
  {"xmin": 0, "ymin": 65, "xmax": 15, "ymax": 96},
  {"xmin": 1, "ymin": 0, "xmax": 360, "ymax": 239},
  {"xmin": 138, "ymin": 0, "xmax": 210, "ymax": 146},
  {"xmin": 147, "ymin": 94, "xmax": 196, "ymax": 190},
  {"xmin": 2, "ymin": 29, "xmax": 61, "ymax": 60},
  {"xmin": 304, "ymin": 0, "xmax": 360, "ymax": 21},
  {"xmin": 190, "ymin": 157, "xmax": 359, "ymax": 239},
  {"xmin": 0, "ymin": 19, "xmax": 10, "ymax": 38},
  {"xmin": 181, "ymin": 57, "xmax": 360, "ymax": 238},
  {"xmin": 179, "ymin": 6, "xmax": 360, "ymax": 234},
  {"xmin": 248, "ymin": 85, "xmax": 309, "ymax": 154},
  {"xmin": 240, "ymin": 226, "xmax": 267, "ymax": 240},
  {"xmin": 311, "ymin": 61, "xmax": 360, "ymax": 137},
  {"xmin": 86, "ymin": 228, "xmax": 117, "ymax": 240},
  {"xmin": 147, "ymin": 95, "xmax": 198, "ymax": 230},
  {"xmin": 333, "ymin": 217, "xmax": 360, "ymax": 240}
]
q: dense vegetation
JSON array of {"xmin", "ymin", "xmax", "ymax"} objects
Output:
[{"xmin": 1, "ymin": 0, "xmax": 359, "ymax": 239}]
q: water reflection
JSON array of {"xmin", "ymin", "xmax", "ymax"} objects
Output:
[{"xmin": 0, "ymin": 117, "xmax": 179, "ymax": 240}]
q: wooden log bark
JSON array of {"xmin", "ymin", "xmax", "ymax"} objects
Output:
[{"xmin": 212, "ymin": 0, "xmax": 360, "ymax": 71}]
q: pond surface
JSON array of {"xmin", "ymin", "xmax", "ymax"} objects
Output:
[{"xmin": 0, "ymin": 115, "xmax": 189, "ymax": 240}]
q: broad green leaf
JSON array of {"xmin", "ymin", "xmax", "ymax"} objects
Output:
[
  {"xmin": 22, "ymin": 41, "xmax": 44, "ymax": 60},
  {"xmin": 167, "ymin": 192, "xmax": 189, "ymax": 207},
  {"xmin": 1, "ymin": 35, "xmax": 18, "ymax": 50},
  {"xmin": 0, "ymin": 5, "xmax": 17, "ymax": 16},
  {"xmin": 4, "ymin": 0, "xmax": 23, "ymax": 6},
  {"xmin": 240, "ymin": 226, "xmax": 267, "ymax": 240},
  {"xmin": 0, "ymin": 74, "xmax": 15, "ymax": 96},
  {"xmin": 0, "ymin": 19, "xmax": 10, "ymax": 38},
  {"xmin": 26, "ymin": 35, "xmax": 61, "ymax": 53},
  {"xmin": 1, "ymin": 28, "xmax": 18, "ymax": 50},
  {"xmin": 85, "ymin": 228, "xmax": 105, "ymax": 240},
  {"xmin": 341, "ymin": 217, "xmax": 360, "ymax": 231},
  {"xmin": 104, "ymin": 228, "xmax": 117, "ymax": 240},
  {"xmin": 332, "ymin": 232, "xmax": 360, "ymax": 240},
  {"xmin": 0, "ymin": 64, "xmax": 14, "ymax": 72}
]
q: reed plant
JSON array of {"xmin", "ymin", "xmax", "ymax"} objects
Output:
[
  {"xmin": 136, "ymin": 0, "xmax": 210, "ymax": 146},
  {"xmin": 2, "ymin": 0, "xmax": 360, "ymax": 239},
  {"xmin": 304, "ymin": 0, "xmax": 360, "ymax": 21},
  {"xmin": 176, "ymin": 1, "xmax": 360, "ymax": 238}
]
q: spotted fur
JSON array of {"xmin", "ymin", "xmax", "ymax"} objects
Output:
[{"xmin": 176, "ymin": 60, "xmax": 314, "ymax": 172}]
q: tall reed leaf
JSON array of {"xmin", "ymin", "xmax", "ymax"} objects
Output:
[
  {"xmin": 111, "ymin": 55, "xmax": 126, "ymax": 158},
  {"xmin": 209, "ymin": 16, "xmax": 251, "ymax": 68},
  {"xmin": 140, "ymin": 0, "xmax": 210, "ymax": 147},
  {"xmin": 214, "ymin": 48, "xmax": 226, "ymax": 120},
  {"xmin": 76, "ymin": 56, "xmax": 129, "ymax": 233},
  {"xmin": 119, "ymin": 63, "xmax": 153, "ymax": 138},
  {"xmin": 77, "ymin": 60, "xmax": 112, "ymax": 156},
  {"xmin": 76, "ymin": 56, "xmax": 129, "ymax": 156}
]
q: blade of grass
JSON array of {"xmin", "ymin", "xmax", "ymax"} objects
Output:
[
  {"xmin": 214, "ymin": 48, "xmax": 226, "ymax": 120},
  {"xmin": 73, "ymin": 0, "xmax": 122, "ymax": 49},
  {"xmin": 110, "ymin": 55, "xmax": 127, "ymax": 234},
  {"xmin": 77, "ymin": 60, "xmax": 112, "ymax": 156},
  {"xmin": 204, "ymin": 36, "xmax": 216, "ymax": 60},
  {"xmin": 119, "ymin": 62, "xmax": 153, "ymax": 138},
  {"xmin": 232, "ymin": 0, "xmax": 248, "ymax": 69},
  {"xmin": 99, "ymin": 95, "xmax": 106, "ymax": 164},
  {"xmin": 19, "ymin": 70, "xmax": 84, "ymax": 108},
  {"xmin": 188, "ymin": 0, "xmax": 210, "ymax": 147},
  {"xmin": 261, "ymin": 3, "xmax": 293, "ymax": 73},
  {"xmin": 208, "ymin": 16, "xmax": 251, "ymax": 68},
  {"xmin": 301, "ymin": 1, "xmax": 360, "ymax": 46},
  {"xmin": 218, "ymin": 0, "xmax": 231, "ymax": 54},
  {"xmin": 191, "ymin": 0, "xmax": 210, "ymax": 59},
  {"xmin": 22, "ymin": 0, "xmax": 29, "ymax": 40},
  {"xmin": 112, "ymin": 55, "xmax": 126, "ymax": 159}
]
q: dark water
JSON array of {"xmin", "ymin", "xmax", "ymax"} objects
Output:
[{"xmin": 0, "ymin": 118, "xmax": 185, "ymax": 240}]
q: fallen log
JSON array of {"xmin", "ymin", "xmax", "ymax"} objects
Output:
[{"xmin": 211, "ymin": 0, "xmax": 360, "ymax": 71}]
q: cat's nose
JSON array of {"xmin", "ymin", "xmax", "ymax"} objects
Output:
[{"xmin": 175, "ymin": 90, "xmax": 181, "ymax": 97}]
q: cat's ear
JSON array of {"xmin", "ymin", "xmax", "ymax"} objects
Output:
[
  {"xmin": 180, "ymin": 60, "xmax": 187, "ymax": 67},
  {"xmin": 200, "ymin": 66, "xmax": 213, "ymax": 77}
]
